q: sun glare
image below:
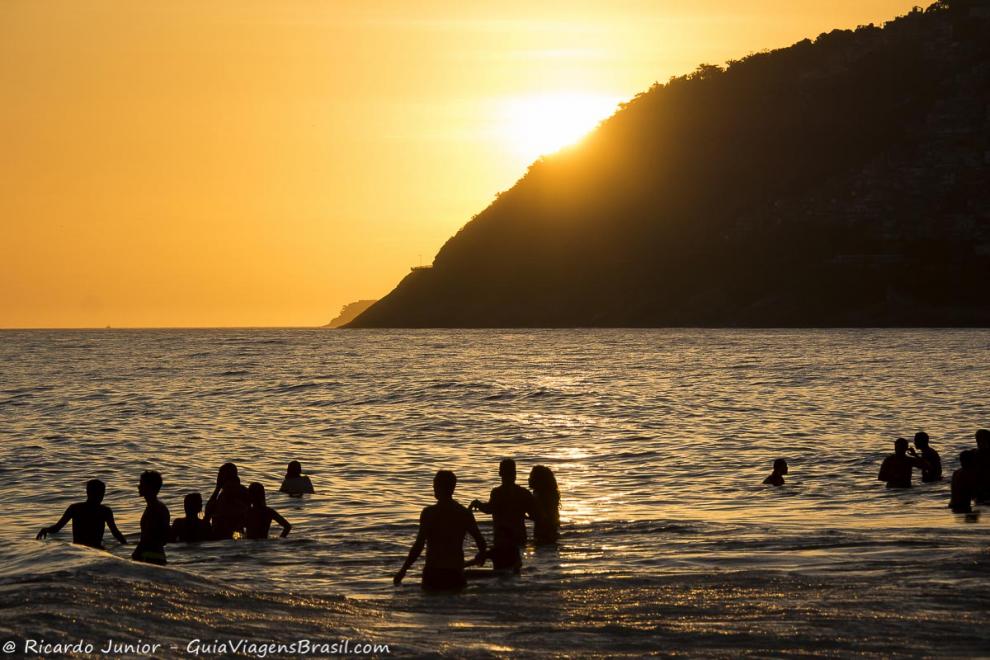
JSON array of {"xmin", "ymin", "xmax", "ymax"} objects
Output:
[{"xmin": 500, "ymin": 93, "xmax": 620, "ymax": 162}]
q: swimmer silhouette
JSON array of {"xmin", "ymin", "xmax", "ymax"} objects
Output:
[
  {"xmin": 36, "ymin": 479, "xmax": 127, "ymax": 549},
  {"xmin": 170, "ymin": 493, "xmax": 211, "ymax": 543},
  {"xmin": 132, "ymin": 470, "xmax": 170, "ymax": 565},
  {"xmin": 528, "ymin": 465, "xmax": 560, "ymax": 545},
  {"xmin": 394, "ymin": 470, "xmax": 487, "ymax": 590},
  {"xmin": 878, "ymin": 438, "xmax": 928, "ymax": 488},
  {"xmin": 470, "ymin": 458, "xmax": 536, "ymax": 571},
  {"xmin": 279, "ymin": 460, "xmax": 315, "ymax": 496},
  {"xmin": 206, "ymin": 463, "xmax": 250, "ymax": 539},
  {"xmin": 763, "ymin": 459, "xmax": 788, "ymax": 486},
  {"xmin": 913, "ymin": 432, "xmax": 942, "ymax": 482},
  {"xmin": 245, "ymin": 482, "xmax": 291, "ymax": 539},
  {"xmin": 950, "ymin": 450, "xmax": 980, "ymax": 514}
]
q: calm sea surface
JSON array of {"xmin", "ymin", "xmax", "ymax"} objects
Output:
[{"xmin": 1, "ymin": 329, "xmax": 989, "ymax": 657}]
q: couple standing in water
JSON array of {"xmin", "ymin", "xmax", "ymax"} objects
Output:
[{"xmin": 394, "ymin": 458, "xmax": 560, "ymax": 591}]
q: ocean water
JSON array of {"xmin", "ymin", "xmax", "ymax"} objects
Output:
[{"xmin": 1, "ymin": 328, "xmax": 988, "ymax": 657}]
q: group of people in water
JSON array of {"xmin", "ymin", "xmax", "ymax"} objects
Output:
[
  {"xmin": 34, "ymin": 454, "xmax": 561, "ymax": 591},
  {"xmin": 394, "ymin": 459, "xmax": 560, "ymax": 590},
  {"xmin": 35, "ymin": 430, "xmax": 988, "ymax": 591},
  {"xmin": 37, "ymin": 460, "xmax": 314, "ymax": 565},
  {"xmin": 760, "ymin": 429, "xmax": 990, "ymax": 514},
  {"xmin": 875, "ymin": 429, "xmax": 990, "ymax": 515}
]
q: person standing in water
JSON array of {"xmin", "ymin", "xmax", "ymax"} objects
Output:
[
  {"xmin": 763, "ymin": 459, "xmax": 789, "ymax": 486},
  {"xmin": 132, "ymin": 470, "xmax": 169, "ymax": 565},
  {"xmin": 170, "ymin": 492, "xmax": 211, "ymax": 543},
  {"xmin": 37, "ymin": 479, "xmax": 128, "ymax": 549},
  {"xmin": 245, "ymin": 483, "xmax": 292, "ymax": 539},
  {"xmin": 470, "ymin": 458, "xmax": 536, "ymax": 571},
  {"xmin": 279, "ymin": 460, "xmax": 315, "ymax": 496},
  {"xmin": 394, "ymin": 470, "xmax": 487, "ymax": 590},
  {"xmin": 949, "ymin": 450, "xmax": 980, "ymax": 514},
  {"xmin": 528, "ymin": 465, "xmax": 560, "ymax": 545},
  {"xmin": 913, "ymin": 432, "xmax": 942, "ymax": 482},
  {"xmin": 878, "ymin": 438, "xmax": 928, "ymax": 489},
  {"xmin": 206, "ymin": 463, "xmax": 250, "ymax": 539}
]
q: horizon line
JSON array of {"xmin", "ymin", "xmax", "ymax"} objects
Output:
[
  {"xmin": 0, "ymin": 325, "xmax": 328, "ymax": 331},
  {"xmin": 2, "ymin": 325, "xmax": 989, "ymax": 331}
]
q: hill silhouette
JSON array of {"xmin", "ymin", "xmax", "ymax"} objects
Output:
[
  {"xmin": 324, "ymin": 300, "xmax": 378, "ymax": 328},
  {"xmin": 349, "ymin": 2, "xmax": 990, "ymax": 328}
]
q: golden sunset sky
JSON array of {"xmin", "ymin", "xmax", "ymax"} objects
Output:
[{"xmin": 1, "ymin": 1, "xmax": 918, "ymax": 328}]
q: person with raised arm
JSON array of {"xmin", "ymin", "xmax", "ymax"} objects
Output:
[
  {"xmin": 206, "ymin": 462, "xmax": 250, "ymax": 539},
  {"xmin": 878, "ymin": 438, "xmax": 928, "ymax": 489},
  {"xmin": 470, "ymin": 458, "xmax": 536, "ymax": 571},
  {"xmin": 37, "ymin": 479, "xmax": 127, "ymax": 549}
]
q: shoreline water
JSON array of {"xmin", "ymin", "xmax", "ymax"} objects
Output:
[{"xmin": 2, "ymin": 329, "xmax": 989, "ymax": 655}]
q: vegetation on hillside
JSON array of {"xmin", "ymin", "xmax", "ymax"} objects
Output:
[{"xmin": 351, "ymin": 2, "xmax": 990, "ymax": 327}]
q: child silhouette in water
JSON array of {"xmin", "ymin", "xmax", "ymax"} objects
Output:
[
  {"xmin": 245, "ymin": 482, "xmax": 292, "ymax": 539},
  {"xmin": 763, "ymin": 459, "xmax": 788, "ymax": 486},
  {"xmin": 37, "ymin": 479, "xmax": 128, "ymax": 549},
  {"xmin": 279, "ymin": 460, "xmax": 315, "ymax": 496},
  {"xmin": 170, "ymin": 492, "xmax": 212, "ymax": 543}
]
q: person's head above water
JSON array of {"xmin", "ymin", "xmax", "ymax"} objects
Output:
[
  {"xmin": 499, "ymin": 458, "xmax": 517, "ymax": 485},
  {"xmin": 959, "ymin": 449, "xmax": 977, "ymax": 469},
  {"xmin": 221, "ymin": 474, "xmax": 246, "ymax": 502},
  {"xmin": 184, "ymin": 492, "xmax": 202, "ymax": 517},
  {"xmin": 894, "ymin": 437, "xmax": 909, "ymax": 455},
  {"xmin": 914, "ymin": 432, "xmax": 930, "ymax": 449},
  {"xmin": 773, "ymin": 459, "xmax": 789, "ymax": 474},
  {"xmin": 433, "ymin": 470, "xmax": 456, "ymax": 501},
  {"xmin": 528, "ymin": 465, "xmax": 558, "ymax": 494},
  {"xmin": 217, "ymin": 462, "xmax": 239, "ymax": 487},
  {"xmin": 86, "ymin": 479, "xmax": 106, "ymax": 504},
  {"xmin": 139, "ymin": 470, "xmax": 162, "ymax": 498},
  {"xmin": 286, "ymin": 461, "xmax": 302, "ymax": 479},
  {"xmin": 248, "ymin": 482, "xmax": 266, "ymax": 507},
  {"xmin": 976, "ymin": 429, "xmax": 990, "ymax": 450}
]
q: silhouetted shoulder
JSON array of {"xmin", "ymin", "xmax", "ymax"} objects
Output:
[
  {"xmin": 66, "ymin": 502, "xmax": 85, "ymax": 516},
  {"xmin": 453, "ymin": 500, "xmax": 475, "ymax": 524},
  {"xmin": 279, "ymin": 476, "xmax": 315, "ymax": 495},
  {"xmin": 422, "ymin": 500, "xmax": 472, "ymax": 523}
]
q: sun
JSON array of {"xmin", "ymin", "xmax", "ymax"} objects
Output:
[{"xmin": 500, "ymin": 92, "xmax": 620, "ymax": 162}]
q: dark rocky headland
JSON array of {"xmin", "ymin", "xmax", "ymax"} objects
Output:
[{"xmin": 350, "ymin": 2, "xmax": 990, "ymax": 328}]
